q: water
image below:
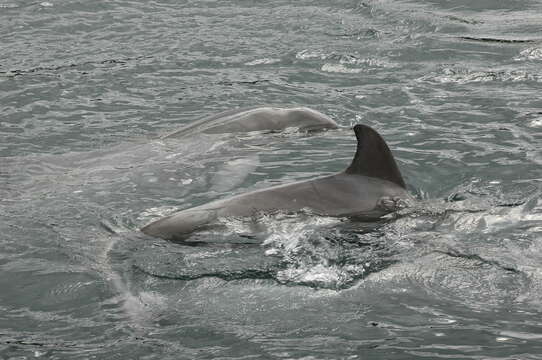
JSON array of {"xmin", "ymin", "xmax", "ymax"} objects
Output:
[{"xmin": 2, "ymin": 0, "xmax": 542, "ymax": 358}]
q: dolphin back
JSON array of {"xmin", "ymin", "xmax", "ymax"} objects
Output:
[{"xmin": 162, "ymin": 107, "xmax": 338, "ymax": 138}]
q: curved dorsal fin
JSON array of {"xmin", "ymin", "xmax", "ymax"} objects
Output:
[{"xmin": 345, "ymin": 124, "xmax": 406, "ymax": 188}]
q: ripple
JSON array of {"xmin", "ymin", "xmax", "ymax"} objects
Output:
[
  {"xmin": 422, "ymin": 67, "xmax": 542, "ymax": 84},
  {"xmin": 460, "ymin": 36, "xmax": 538, "ymax": 44},
  {"xmin": 132, "ymin": 243, "xmax": 281, "ymax": 281}
]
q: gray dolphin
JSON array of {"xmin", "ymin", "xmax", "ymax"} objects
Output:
[
  {"xmin": 142, "ymin": 124, "xmax": 409, "ymax": 241},
  {"xmin": 163, "ymin": 106, "xmax": 338, "ymax": 138}
]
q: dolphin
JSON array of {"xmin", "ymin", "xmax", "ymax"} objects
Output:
[
  {"xmin": 162, "ymin": 106, "xmax": 338, "ymax": 138},
  {"xmin": 142, "ymin": 124, "xmax": 409, "ymax": 241}
]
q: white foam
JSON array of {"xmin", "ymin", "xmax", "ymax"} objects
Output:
[
  {"xmin": 515, "ymin": 47, "xmax": 542, "ymax": 61},
  {"xmin": 321, "ymin": 63, "xmax": 363, "ymax": 74},
  {"xmin": 245, "ymin": 58, "xmax": 280, "ymax": 66},
  {"xmin": 499, "ymin": 331, "xmax": 542, "ymax": 340},
  {"xmin": 138, "ymin": 205, "xmax": 179, "ymax": 221},
  {"xmin": 296, "ymin": 49, "xmax": 326, "ymax": 60},
  {"xmin": 529, "ymin": 118, "xmax": 542, "ymax": 128}
]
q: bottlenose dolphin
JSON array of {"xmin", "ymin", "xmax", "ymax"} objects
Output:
[
  {"xmin": 163, "ymin": 106, "xmax": 338, "ymax": 138},
  {"xmin": 142, "ymin": 124, "xmax": 409, "ymax": 241}
]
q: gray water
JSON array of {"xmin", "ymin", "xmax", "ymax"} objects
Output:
[{"xmin": 2, "ymin": 0, "xmax": 542, "ymax": 358}]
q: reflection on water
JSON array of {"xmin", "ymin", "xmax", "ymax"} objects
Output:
[{"xmin": 2, "ymin": 0, "xmax": 542, "ymax": 358}]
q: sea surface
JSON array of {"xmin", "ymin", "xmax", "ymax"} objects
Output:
[{"xmin": 2, "ymin": 0, "xmax": 542, "ymax": 358}]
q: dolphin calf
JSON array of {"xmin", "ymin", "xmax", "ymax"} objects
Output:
[
  {"xmin": 163, "ymin": 106, "xmax": 338, "ymax": 138},
  {"xmin": 142, "ymin": 124, "xmax": 409, "ymax": 241}
]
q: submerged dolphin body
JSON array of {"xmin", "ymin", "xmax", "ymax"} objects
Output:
[
  {"xmin": 142, "ymin": 124, "xmax": 409, "ymax": 241},
  {"xmin": 163, "ymin": 107, "xmax": 338, "ymax": 138}
]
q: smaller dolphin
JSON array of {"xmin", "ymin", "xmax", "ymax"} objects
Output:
[
  {"xmin": 142, "ymin": 124, "xmax": 409, "ymax": 241},
  {"xmin": 163, "ymin": 106, "xmax": 338, "ymax": 138}
]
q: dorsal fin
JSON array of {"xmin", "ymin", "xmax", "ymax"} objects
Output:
[{"xmin": 345, "ymin": 124, "xmax": 406, "ymax": 188}]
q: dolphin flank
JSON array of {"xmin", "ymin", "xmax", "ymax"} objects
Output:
[{"xmin": 142, "ymin": 124, "xmax": 409, "ymax": 241}]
